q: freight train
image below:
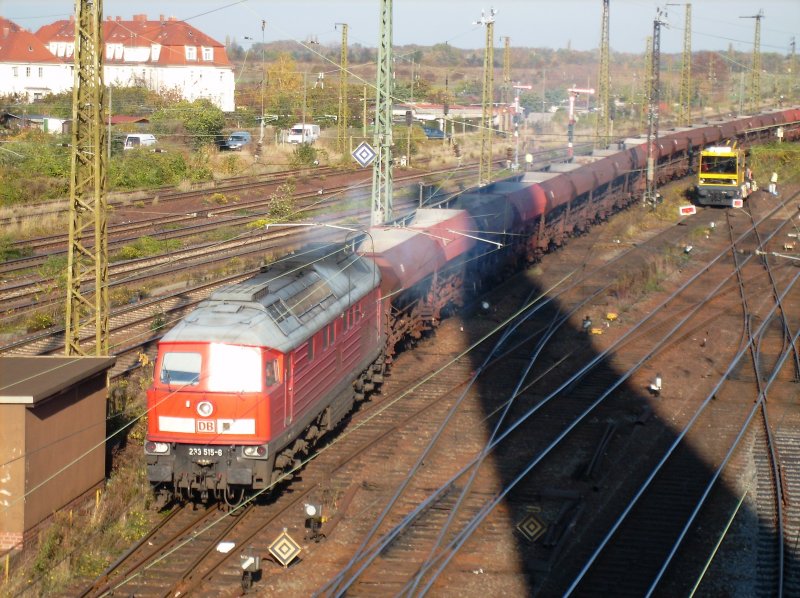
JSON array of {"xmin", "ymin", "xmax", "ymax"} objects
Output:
[{"xmin": 145, "ymin": 107, "xmax": 800, "ymax": 505}]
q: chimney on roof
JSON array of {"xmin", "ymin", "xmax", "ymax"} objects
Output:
[
  {"xmin": 133, "ymin": 14, "xmax": 147, "ymax": 22},
  {"xmin": 160, "ymin": 14, "xmax": 165, "ymax": 22},
  {"xmin": 116, "ymin": 16, "xmax": 121, "ymax": 22},
  {"xmin": 169, "ymin": 16, "xmax": 177, "ymax": 22}
]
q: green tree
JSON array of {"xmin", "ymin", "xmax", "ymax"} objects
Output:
[{"xmin": 150, "ymin": 99, "xmax": 225, "ymax": 148}]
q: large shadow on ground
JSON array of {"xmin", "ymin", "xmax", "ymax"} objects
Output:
[{"xmin": 460, "ymin": 227, "xmax": 797, "ymax": 596}]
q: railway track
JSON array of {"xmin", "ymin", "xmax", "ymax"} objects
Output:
[
  {"xmin": 0, "ymin": 163, "xmax": 482, "ymax": 280},
  {"xmin": 0, "ymin": 165, "xmax": 340, "ymax": 230},
  {"xmin": 295, "ymin": 186, "xmax": 800, "ymax": 596}
]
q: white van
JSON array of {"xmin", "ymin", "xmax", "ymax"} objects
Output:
[
  {"xmin": 124, "ymin": 134, "xmax": 157, "ymax": 150},
  {"xmin": 287, "ymin": 123, "xmax": 320, "ymax": 144}
]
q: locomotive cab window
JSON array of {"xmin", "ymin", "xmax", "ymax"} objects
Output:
[
  {"xmin": 160, "ymin": 352, "xmax": 201, "ymax": 385},
  {"xmin": 265, "ymin": 358, "xmax": 280, "ymax": 386}
]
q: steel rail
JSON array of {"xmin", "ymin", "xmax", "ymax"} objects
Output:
[{"xmin": 319, "ymin": 200, "xmax": 791, "ymax": 596}]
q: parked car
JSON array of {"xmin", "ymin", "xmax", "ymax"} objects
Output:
[
  {"xmin": 221, "ymin": 131, "xmax": 252, "ymax": 151},
  {"xmin": 123, "ymin": 133, "xmax": 157, "ymax": 150},
  {"xmin": 287, "ymin": 123, "xmax": 320, "ymax": 144}
]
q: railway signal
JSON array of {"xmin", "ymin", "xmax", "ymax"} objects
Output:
[
  {"xmin": 567, "ymin": 86, "xmax": 594, "ymax": 161},
  {"xmin": 512, "ymin": 83, "xmax": 532, "ymax": 169}
]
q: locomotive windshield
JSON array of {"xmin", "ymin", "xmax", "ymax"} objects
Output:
[
  {"xmin": 700, "ymin": 156, "xmax": 737, "ymax": 175},
  {"xmin": 160, "ymin": 352, "xmax": 201, "ymax": 385}
]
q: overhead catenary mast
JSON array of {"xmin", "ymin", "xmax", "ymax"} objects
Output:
[
  {"xmin": 594, "ymin": 0, "xmax": 610, "ymax": 148},
  {"xmin": 336, "ymin": 22, "xmax": 349, "ymax": 154},
  {"xmin": 371, "ymin": 0, "xmax": 393, "ymax": 225},
  {"xmin": 501, "ymin": 36, "xmax": 511, "ymax": 133},
  {"xmin": 740, "ymin": 9, "xmax": 764, "ymax": 113},
  {"xmin": 678, "ymin": 4, "xmax": 692, "ymax": 126},
  {"xmin": 639, "ymin": 35, "xmax": 652, "ymax": 133},
  {"xmin": 475, "ymin": 8, "xmax": 496, "ymax": 187},
  {"xmin": 644, "ymin": 9, "xmax": 665, "ymax": 209},
  {"xmin": 65, "ymin": 0, "xmax": 108, "ymax": 356}
]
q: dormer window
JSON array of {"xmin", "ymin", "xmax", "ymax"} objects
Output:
[
  {"xmin": 185, "ymin": 46, "xmax": 197, "ymax": 60},
  {"xmin": 201, "ymin": 46, "xmax": 213, "ymax": 61}
]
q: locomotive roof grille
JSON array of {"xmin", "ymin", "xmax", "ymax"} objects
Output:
[{"xmin": 265, "ymin": 271, "xmax": 337, "ymax": 333}]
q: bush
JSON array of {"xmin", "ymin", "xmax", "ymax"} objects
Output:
[
  {"xmin": 290, "ymin": 143, "xmax": 318, "ymax": 168},
  {"xmin": 0, "ymin": 235, "xmax": 33, "ymax": 261},
  {"xmin": 113, "ymin": 236, "xmax": 181, "ymax": 261},
  {"xmin": 25, "ymin": 311, "xmax": 56, "ymax": 332},
  {"xmin": 268, "ymin": 182, "xmax": 297, "ymax": 222},
  {"xmin": 109, "ymin": 151, "xmax": 189, "ymax": 189}
]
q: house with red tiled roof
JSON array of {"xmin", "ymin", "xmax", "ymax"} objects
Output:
[
  {"xmin": 35, "ymin": 14, "xmax": 235, "ymax": 111},
  {"xmin": 0, "ymin": 17, "xmax": 72, "ymax": 101},
  {"xmin": 0, "ymin": 14, "xmax": 235, "ymax": 111}
]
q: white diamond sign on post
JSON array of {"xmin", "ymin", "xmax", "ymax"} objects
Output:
[{"xmin": 352, "ymin": 141, "xmax": 377, "ymax": 168}]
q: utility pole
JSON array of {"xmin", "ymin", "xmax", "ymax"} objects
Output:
[
  {"xmin": 595, "ymin": 0, "xmax": 610, "ymax": 148},
  {"xmin": 501, "ymin": 36, "xmax": 511, "ymax": 132},
  {"xmin": 567, "ymin": 86, "xmax": 594, "ymax": 160},
  {"xmin": 740, "ymin": 10, "xmax": 764, "ymax": 113},
  {"xmin": 644, "ymin": 9, "xmax": 665, "ymax": 209},
  {"xmin": 336, "ymin": 22, "xmax": 349, "ymax": 154},
  {"xmin": 65, "ymin": 0, "xmax": 108, "ymax": 356},
  {"xmin": 678, "ymin": 4, "xmax": 692, "ymax": 125},
  {"xmin": 371, "ymin": 0, "xmax": 393, "ymax": 225},
  {"xmin": 475, "ymin": 8, "xmax": 496, "ymax": 187}
]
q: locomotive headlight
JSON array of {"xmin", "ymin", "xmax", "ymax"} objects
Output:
[
  {"xmin": 196, "ymin": 401, "xmax": 214, "ymax": 417},
  {"xmin": 145, "ymin": 441, "xmax": 170, "ymax": 455},
  {"xmin": 242, "ymin": 444, "xmax": 268, "ymax": 459}
]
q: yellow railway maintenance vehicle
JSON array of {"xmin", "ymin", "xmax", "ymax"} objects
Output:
[{"xmin": 694, "ymin": 144, "xmax": 749, "ymax": 208}]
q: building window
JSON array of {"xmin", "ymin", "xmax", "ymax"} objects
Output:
[
  {"xmin": 185, "ymin": 46, "xmax": 197, "ymax": 61},
  {"xmin": 38, "ymin": 67, "xmax": 43, "ymax": 77},
  {"xmin": 12, "ymin": 66, "xmax": 18, "ymax": 77},
  {"xmin": 26, "ymin": 66, "xmax": 31, "ymax": 77},
  {"xmin": 202, "ymin": 46, "xmax": 213, "ymax": 61}
]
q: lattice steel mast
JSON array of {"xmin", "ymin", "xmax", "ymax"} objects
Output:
[
  {"xmin": 501, "ymin": 36, "xmax": 511, "ymax": 132},
  {"xmin": 595, "ymin": 0, "xmax": 610, "ymax": 147},
  {"xmin": 789, "ymin": 37, "xmax": 796, "ymax": 101},
  {"xmin": 371, "ymin": 0, "xmax": 393, "ymax": 225},
  {"xmin": 336, "ymin": 23, "xmax": 349, "ymax": 154},
  {"xmin": 740, "ymin": 10, "xmax": 764, "ymax": 113},
  {"xmin": 65, "ymin": 0, "xmax": 108, "ymax": 356},
  {"xmin": 678, "ymin": 4, "xmax": 692, "ymax": 126},
  {"xmin": 476, "ymin": 9, "xmax": 496, "ymax": 187},
  {"xmin": 644, "ymin": 10, "xmax": 665, "ymax": 209},
  {"xmin": 639, "ymin": 35, "xmax": 652, "ymax": 133}
]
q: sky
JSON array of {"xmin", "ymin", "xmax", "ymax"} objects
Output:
[{"xmin": 4, "ymin": 0, "xmax": 799, "ymax": 56}]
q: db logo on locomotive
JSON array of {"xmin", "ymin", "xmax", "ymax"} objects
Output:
[{"xmin": 196, "ymin": 419, "xmax": 216, "ymax": 433}]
